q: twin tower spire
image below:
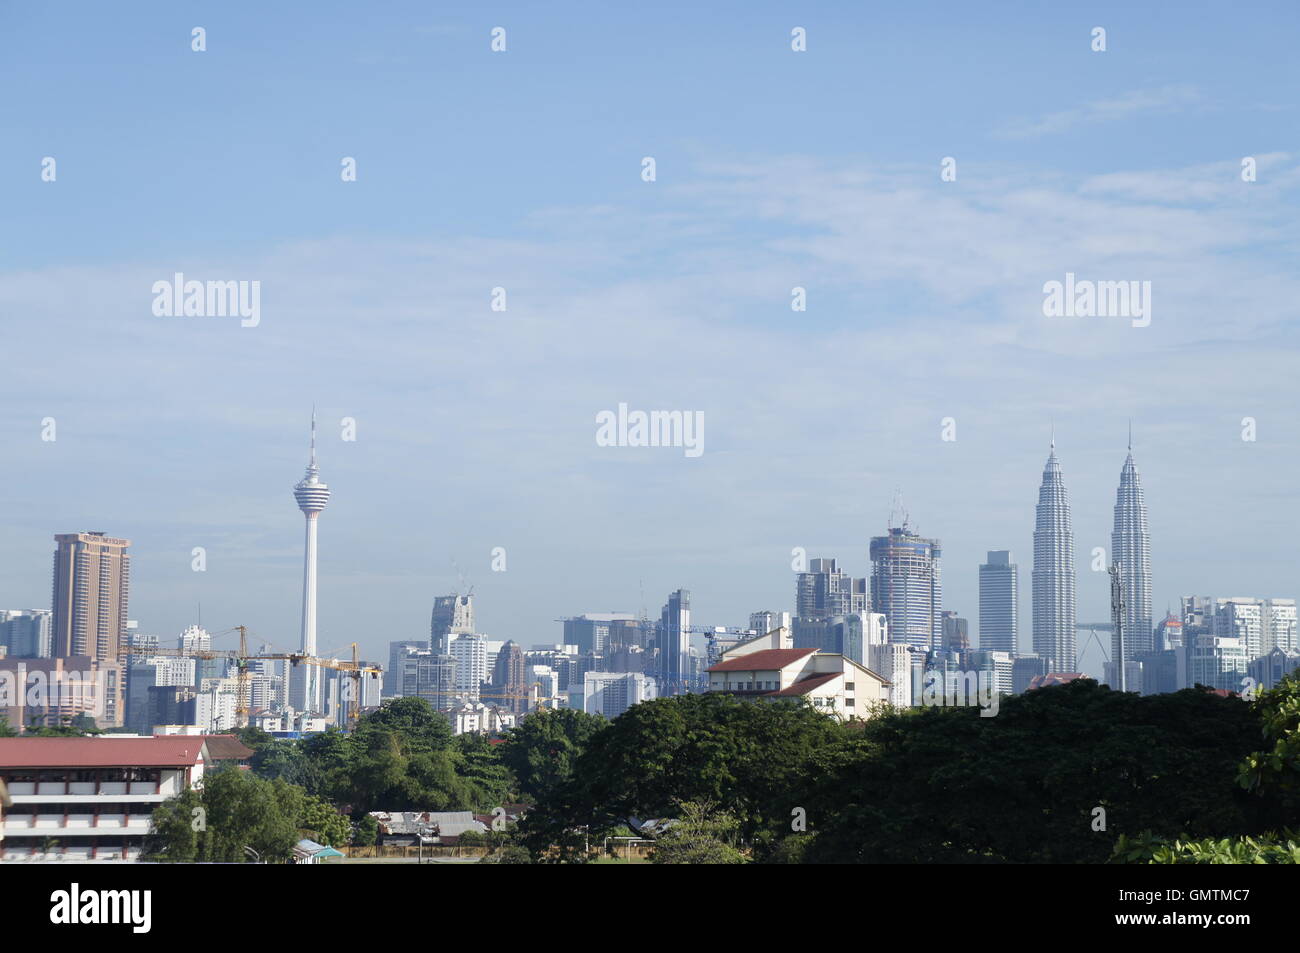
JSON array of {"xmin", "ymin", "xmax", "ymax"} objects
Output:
[{"xmin": 1032, "ymin": 427, "xmax": 1150, "ymax": 674}]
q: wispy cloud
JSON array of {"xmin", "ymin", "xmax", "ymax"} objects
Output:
[{"xmin": 997, "ymin": 85, "xmax": 1204, "ymax": 139}]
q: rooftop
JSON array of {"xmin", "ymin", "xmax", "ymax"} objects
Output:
[
  {"xmin": 707, "ymin": 648, "xmax": 816, "ymax": 673},
  {"xmin": 0, "ymin": 736, "xmax": 209, "ymax": 768}
]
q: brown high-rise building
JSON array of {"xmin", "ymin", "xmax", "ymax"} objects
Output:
[
  {"xmin": 488, "ymin": 640, "xmax": 527, "ymax": 714},
  {"xmin": 50, "ymin": 532, "xmax": 130, "ymax": 726}
]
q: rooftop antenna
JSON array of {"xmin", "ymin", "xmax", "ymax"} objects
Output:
[
  {"xmin": 1127, "ymin": 417, "xmax": 1132, "ymax": 453},
  {"xmin": 889, "ymin": 488, "xmax": 909, "ymax": 532},
  {"xmin": 1050, "ymin": 417, "xmax": 1055, "ymax": 451}
]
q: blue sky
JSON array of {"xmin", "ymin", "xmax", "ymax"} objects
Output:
[{"xmin": 1, "ymin": 2, "xmax": 1298, "ymax": 676}]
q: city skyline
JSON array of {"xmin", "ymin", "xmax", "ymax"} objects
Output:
[
  {"xmin": 2, "ymin": 4, "xmax": 1298, "ymax": 686},
  {"xmin": 0, "ymin": 433, "xmax": 1283, "ymax": 685}
]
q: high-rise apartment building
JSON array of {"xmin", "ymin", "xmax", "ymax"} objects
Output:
[
  {"xmin": 51, "ymin": 532, "xmax": 131, "ymax": 726},
  {"xmin": 0, "ymin": 610, "xmax": 52, "ymax": 659},
  {"xmin": 1263, "ymin": 599, "xmax": 1297, "ymax": 655},
  {"xmin": 978, "ymin": 551, "xmax": 1018, "ymax": 655},
  {"xmin": 386, "ymin": 640, "xmax": 426, "ymax": 697},
  {"xmin": 397, "ymin": 649, "xmax": 457, "ymax": 711},
  {"xmin": 487, "ymin": 640, "xmax": 527, "ymax": 713},
  {"xmin": 749, "ymin": 610, "xmax": 792, "ymax": 640},
  {"xmin": 870, "ymin": 523, "xmax": 942, "ymax": 652},
  {"xmin": 1031, "ymin": 445, "xmax": 1076, "ymax": 671},
  {"xmin": 1111, "ymin": 442, "xmax": 1153, "ymax": 659},
  {"xmin": 448, "ymin": 633, "xmax": 489, "ymax": 696},
  {"xmin": 1214, "ymin": 599, "xmax": 1264, "ymax": 660},
  {"xmin": 796, "ymin": 558, "xmax": 868, "ymax": 619}
]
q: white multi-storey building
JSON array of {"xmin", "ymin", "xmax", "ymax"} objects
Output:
[
  {"xmin": 1188, "ymin": 632, "xmax": 1249, "ymax": 692},
  {"xmin": 868, "ymin": 641, "xmax": 913, "ymax": 708},
  {"xmin": 1214, "ymin": 599, "xmax": 1264, "ymax": 661},
  {"xmin": 1263, "ymin": 599, "xmax": 1297, "ymax": 655},
  {"xmin": 575, "ymin": 672, "xmax": 657, "ymax": 719},
  {"xmin": 707, "ymin": 628, "xmax": 890, "ymax": 720},
  {"xmin": 448, "ymin": 634, "xmax": 489, "ymax": 696},
  {"xmin": 0, "ymin": 736, "xmax": 213, "ymax": 861}
]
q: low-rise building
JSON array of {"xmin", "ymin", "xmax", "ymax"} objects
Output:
[
  {"xmin": 706, "ymin": 628, "xmax": 890, "ymax": 720},
  {"xmin": 370, "ymin": 810, "xmax": 489, "ymax": 846},
  {"xmin": 0, "ymin": 735, "xmax": 213, "ymax": 861}
]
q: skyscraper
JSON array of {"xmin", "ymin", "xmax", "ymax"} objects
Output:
[
  {"xmin": 1111, "ymin": 436, "xmax": 1152, "ymax": 659},
  {"xmin": 292, "ymin": 414, "xmax": 330, "ymax": 714},
  {"xmin": 869, "ymin": 523, "xmax": 942, "ymax": 651},
  {"xmin": 796, "ymin": 558, "xmax": 868, "ymax": 619},
  {"xmin": 1032, "ymin": 444, "xmax": 1076, "ymax": 671},
  {"xmin": 431, "ymin": 593, "xmax": 474, "ymax": 653},
  {"xmin": 51, "ymin": 532, "xmax": 131, "ymax": 725},
  {"xmin": 488, "ymin": 640, "xmax": 527, "ymax": 713},
  {"xmin": 978, "ymin": 551, "xmax": 1018, "ymax": 655},
  {"xmin": 658, "ymin": 589, "xmax": 691, "ymax": 694}
]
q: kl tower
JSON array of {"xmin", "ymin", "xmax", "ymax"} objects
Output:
[{"xmin": 293, "ymin": 411, "xmax": 331, "ymax": 715}]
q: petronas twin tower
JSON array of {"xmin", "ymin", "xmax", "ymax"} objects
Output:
[{"xmin": 1031, "ymin": 433, "xmax": 1151, "ymax": 674}]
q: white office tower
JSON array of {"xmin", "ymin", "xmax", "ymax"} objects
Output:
[
  {"xmin": 178, "ymin": 624, "xmax": 211, "ymax": 654},
  {"xmin": 292, "ymin": 413, "xmax": 331, "ymax": 714},
  {"xmin": 528, "ymin": 664, "xmax": 560, "ymax": 709},
  {"xmin": 578, "ymin": 671, "xmax": 657, "ymax": 719},
  {"xmin": 1032, "ymin": 443, "xmax": 1077, "ymax": 671},
  {"xmin": 1111, "ymin": 440, "xmax": 1153, "ymax": 658},
  {"xmin": 868, "ymin": 641, "xmax": 913, "ymax": 708},
  {"xmin": 449, "ymin": 634, "xmax": 489, "ymax": 696},
  {"xmin": 1214, "ymin": 599, "xmax": 1264, "ymax": 660},
  {"xmin": 979, "ymin": 551, "xmax": 1018, "ymax": 655}
]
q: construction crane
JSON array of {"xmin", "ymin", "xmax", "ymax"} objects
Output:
[
  {"xmin": 127, "ymin": 626, "xmax": 383, "ymax": 732},
  {"xmin": 248, "ymin": 637, "xmax": 382, "ymax": 732}
]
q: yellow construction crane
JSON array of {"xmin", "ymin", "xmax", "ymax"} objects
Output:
[{"xmin": 127, "ymin": 626, "xmax": 383, "ymax": 732}]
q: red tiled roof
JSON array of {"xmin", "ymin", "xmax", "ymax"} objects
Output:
[
  {"xmin": 707, "ymin": 648, "xmax": 815, "ymax": 673},
  {"xmin": 0, "ymin": 736, "xmax": 209, "ymax": 768},
  {"xmin": 765, "ymin": 672, "xmax": 840, "ymax": 697}
]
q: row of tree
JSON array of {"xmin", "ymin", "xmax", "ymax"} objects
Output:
[{"xmin": 136, "ymin": 674, "xmax": 1300, "ymax": 862}]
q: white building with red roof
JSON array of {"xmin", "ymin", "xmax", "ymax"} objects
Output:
[
  {"xmin": 0, "ymin": 735, "xmax": 213, "ymax": 862},
  {"xmin": 706, "ymin": 628, "xmax": 890, "ymax": 720}
]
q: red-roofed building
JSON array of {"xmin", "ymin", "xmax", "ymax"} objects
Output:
[
  {"xmin": 0, "ymin": 735, "xmax": 212, "ymax": 862},
  {"xmin": 1026, "ymin": 673, "xmax": 1086, "ymax": 690},
  {"xmin": 705, "ymin": 628, "xmax": 890, "ymax": 720}
]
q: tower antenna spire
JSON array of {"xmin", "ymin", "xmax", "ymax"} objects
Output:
[
  {"xmin": 310, "ymin": 405, "xmax": 318, "ymax": 466},
  {"xmin": 1127, "ymin": 417, "xmax": 1132, "ymax": 452}
]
